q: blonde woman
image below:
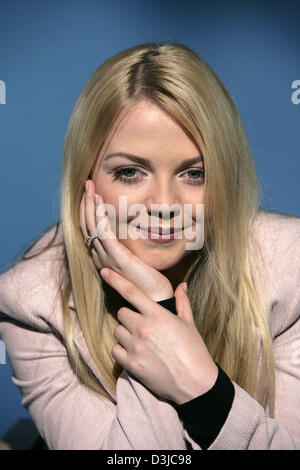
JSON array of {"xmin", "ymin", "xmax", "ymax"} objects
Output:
[{"xmin": 0, "ymin": 42, "xmax": 299, "ymax": 450}]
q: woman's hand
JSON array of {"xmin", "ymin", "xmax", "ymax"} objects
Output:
[
  {"xmin": 100, "ymin": 266, "xmax": 218, "ymax": 405},
  {"xmin": 80, "ymin": 179, "xmax": 174, "ymax": 302}
]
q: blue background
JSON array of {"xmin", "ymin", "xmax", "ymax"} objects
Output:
[{"xmin": 0, "ymin": 0, "xmax": 299, "ymax": 439}]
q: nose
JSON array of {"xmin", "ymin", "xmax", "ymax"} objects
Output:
[{"xmin": 145, "ymin": 181, "xmax": 181, "ymax": 220}]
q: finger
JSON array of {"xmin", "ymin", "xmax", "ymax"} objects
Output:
[
  {"xmin": 80, "ymin": 195, "xmax": 88, "ymax": 239},
  {"xmin": 117, "ymin": 307, "xmax": 142, "ymax": 335},
  {"xmin": 174, "ymin": 282, "xmax": 194, "ymax": 325},
  {"xmin": 111, "ymin": 342, "xmax": 128, "ymax": 367},
  {"xmin": 83, "ymin": 180, "xmax": 108, "ymax": 261},
  {"xmin": 114, "ymin": 323, "xmax": 134, "ymax": 350},
  {"xmin": 90, "ymin": 247, "xmax": 104, "ymax": 270},
  {"xmin": 80, "ymin": 189, "xmax": 106, "ymax": 263},
  {"xmin": 94, "ymin": 193, "xmax": 167, "ymax": 291},
  {"xmin": 94, "ymin": 193, "xmax": 138, "ymax": 272},
  {"xmin": 84, "ymin": 180, "xmax": 97, "ymax": 236},
  {"xmin": 100, "ymin": 268, "xmax": 160, "ymax": 317},
  {"xmin": 94, "ymin": 194, "xmax": 121, "ymax": 248}
]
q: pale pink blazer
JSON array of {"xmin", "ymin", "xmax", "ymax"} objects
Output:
[{"xmin": 0, "ymin": 211, "xmax": 299, "ymax": 450}]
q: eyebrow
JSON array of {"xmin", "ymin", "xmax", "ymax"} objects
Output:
[{"xmin": 103, "ymin": 152, "xmax": 203, "ymax": 172}]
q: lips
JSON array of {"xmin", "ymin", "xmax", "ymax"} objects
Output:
[{"xmin": 138, "ymin": 225, "xmax": 182, "ymax": 235}]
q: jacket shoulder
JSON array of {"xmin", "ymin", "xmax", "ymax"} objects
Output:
[
  {"xmin": 251, "ymin": 210, "xmax": 300, "ymax": 262},
  {"xmin": 250, "ymin": 210, "xmax": 300, "ymax": 335},
  {"xmin": 252, "ymin": 209, "xmax": 300, "ymax": 239},
  {"xmin": 0, "ymin": 223, "xmax": 66, "ymax": 330}
]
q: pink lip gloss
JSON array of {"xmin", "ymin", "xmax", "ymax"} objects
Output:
[{"xmin": 136, "ymin": 227, "xmax": 180, "ymax": 244}]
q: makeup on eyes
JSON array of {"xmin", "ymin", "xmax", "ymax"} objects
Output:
[{"xmin": 109, "ymin": 166, "xmax": 205, "ymax": 186}]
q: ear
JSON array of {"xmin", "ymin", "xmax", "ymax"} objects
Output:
[{"xmin": 174, "ymin": 283, "xmax": 194, "ymax": 325}]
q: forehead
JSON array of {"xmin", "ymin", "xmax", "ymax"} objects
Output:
[{"xmin": 97, "ymin": 100, "xmax": 200, "ymax": 166}]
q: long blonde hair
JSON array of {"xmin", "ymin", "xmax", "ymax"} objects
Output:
[{"xmin": 21, "ymin": 42, "xmax": 275, "ymax": 416}]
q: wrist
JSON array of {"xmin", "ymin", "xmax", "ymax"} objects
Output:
[
  {"xmin": 151, "ymin": 290, "xmax": 174, "ymax": 302},
  {"xmin": 172, "ymin": 362, "xmax": 219, "ymax": 405}
]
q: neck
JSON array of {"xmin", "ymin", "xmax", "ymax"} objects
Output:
[{"xmin": 160, "ymin": 251, "xmax": 198, "ymax": 293}]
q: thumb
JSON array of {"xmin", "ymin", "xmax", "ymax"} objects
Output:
[{"xmin": 174, "ymin": 282, "xmax": 194, "ymax": 325}]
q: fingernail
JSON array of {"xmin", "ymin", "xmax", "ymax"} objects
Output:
[
  {"xmin": 94, "ymin": 194, "xmax": 99, "ymax": 205},
  {"xmin": 85, "ymin": 181, "xmax": 89, "ymax": 192},
  {"xmin": 101, "ymin": 268, "xmax": 109, "ymax": 277},
  {"xmin": 182, "ymin": 282, "xmax": 188, "ymax": 292}
]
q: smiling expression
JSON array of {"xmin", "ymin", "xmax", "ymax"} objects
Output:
[{"xmin": 91, "ymin": 99, "xmax": 206, "ymax": 271}]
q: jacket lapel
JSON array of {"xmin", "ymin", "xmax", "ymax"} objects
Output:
[{"xmin": 68, "ymin": 292, "xmax": 116, "ymax": 402}]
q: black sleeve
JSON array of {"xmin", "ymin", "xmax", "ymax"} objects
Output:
[
  {"xmin": 121, "ymin": 295, "xmax": 177, "ymax": 314},
  {"xmin": 120, "ymin": 295, "xmax": 235, "ymax": 449},
  {"xmin": 172, "ymin": 362, "xmax": 235, "ymax": 449}
]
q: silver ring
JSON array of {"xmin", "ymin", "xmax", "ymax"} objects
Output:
[{"xmin": 85, "ymin": 235, "xmax": 98, "ymax": 247}]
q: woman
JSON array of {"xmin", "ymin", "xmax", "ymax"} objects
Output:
[{"xmin": 0, "ymin": 42, "xmax": 299, "ymax": 450}]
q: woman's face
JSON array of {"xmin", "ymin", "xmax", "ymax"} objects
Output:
[{"xmin": 92, "ymin": 99, "xmax": 205, "ymax": 272}]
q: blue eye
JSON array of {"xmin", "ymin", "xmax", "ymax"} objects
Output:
[
  {"xmin": 185, "ymin": 169, "xmax": 205, "ymax": 185},
  {"xmin": 110, "ymin": 167, "xmax": 205, "ymax": 186},
  {"xmin": 111, "ymin": 167, "xmax": 140, "ymax": 185}
]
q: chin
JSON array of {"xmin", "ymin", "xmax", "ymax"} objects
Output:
[
  {"xmin": 133, "ymin": 247, "xmax": 184, "ymax": 270},
  {"xmin": 118, "ymin": 237, "xmax": 185, "ymax": 265}
]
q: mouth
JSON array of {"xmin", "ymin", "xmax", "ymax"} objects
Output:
[
  {"xmin": 137, "ymin": 225, "xmax": 182, "ymax": 235},
  {"xmin": 136, "ymin": 225, "xmax": 178, "ymax": 242}
]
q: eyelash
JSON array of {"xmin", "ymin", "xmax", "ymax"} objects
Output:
[{"xmin": 110, "ymin": 167, "xmax": 205, "ymax": 186}]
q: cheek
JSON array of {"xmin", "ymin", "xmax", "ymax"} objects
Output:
[
  {"xmin": 183, "ymin": 196, "xmax": 205, "ymax": 228},
  {"xmin": 94, "ymin": 180, "xmax": 126, "ymax": 221},
  {"xmin": 97, "ymin": 191, "xmax": 143, "ymax": 236},
  {"xmin": 94, "ymin": 177, "xmax": 114, "ymax": 204}
]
